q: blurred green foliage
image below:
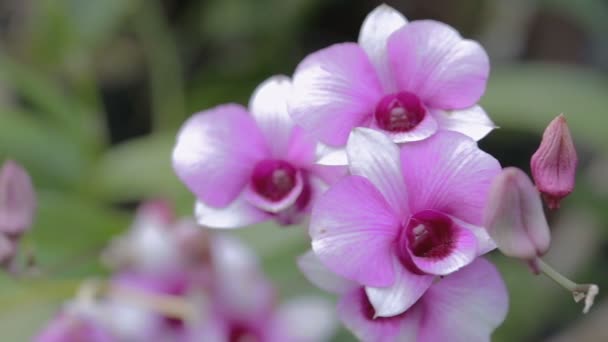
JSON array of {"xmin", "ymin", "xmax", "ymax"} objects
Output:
[{"xmin": 0, "ymin": 0, "xmax": 606, "ymax": 341}]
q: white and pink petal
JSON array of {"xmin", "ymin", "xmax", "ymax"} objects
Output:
[
  {"xmin": 195, "ymin": 197, "xmax": 271, "ymax": 229},
  {"xmin": 249, "ymin": 75, "xmax": 296, "ymax": 158},
  {"xmin": 346, "ymin": 128, "xmax": 409, "ymax": 218},
  {"xmin": 310, "ymin": 176, "xmax": 400, "ymax": 287},
  {"xmin": 290, "ymin": 43, "xmax": 384, "ymax": 146},
  {"xmin": 338, "ymin": 288, "xmax": 422, "ymax": 342},
  {"xmin": 358, "ymin": 4, "xmax": 408, "ymax": 91},
  {"xmin": 172, "ymin": 104, "xmax": 269, "ymax": 207},
  {"xmin": 388, "ymin": 20, "xmax": 489, "ymax": 109},
  {"xmin": 432, "ymin": 105, "xmax": 497, "ymax": 141},
  {"xmin": 365, "ymin": 257, "xmax": 434, "ymax": 317},
  {"xmin": 400, "ymin": 131, "xmax": 501, "ymax": 225},
  {"xmin": 417, "ymin": 258, "xmax": 508, "ymax": 342}
]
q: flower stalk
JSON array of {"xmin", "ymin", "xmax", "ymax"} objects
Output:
[
  {"xmin": 78, "ymin": 279, "xmax": 197, "ymax": 321},
  {"xmin": 534, "ymin": 258, "xmax": 599, "ymax": 314}
]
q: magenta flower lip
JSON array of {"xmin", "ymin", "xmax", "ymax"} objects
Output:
[{"xmin": 374, "ymin": 92, "xmax": 426, "ymax": 132}]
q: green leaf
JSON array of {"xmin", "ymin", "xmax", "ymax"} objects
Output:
[
  {"xmin": 91, "ymin": 133, "xmax": 190, "ymax": 203},
  {"xmin": 483, "ymin": 63, "xmax": 608, "ymax": 149}
]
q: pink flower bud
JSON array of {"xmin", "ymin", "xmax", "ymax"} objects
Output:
[
  {"xmin": 0, "ymin": 160, "xmax": 36, "ymax": 236},
  {"xmin": 484, "ymin": 167, "xmax": 551, "ymax": 260},
  {"xmin": 531, "ymin": 114, "xmax": 577, "ymax": 209}
]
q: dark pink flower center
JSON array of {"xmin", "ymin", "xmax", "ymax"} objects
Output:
[
  {"xmin": 398, "ymin": 211, "xmax": 456, "ymax": 272},
  {"xmin": 228, "ymin": 322, "xmax": 261, "ymax": 342},
  {"xmin": 374, "ymin": 92, "xmax": 425, "ymax": 132},
  {"xmin": 251, "ymin": 159, "xmax": 297, "ymax": 202}
]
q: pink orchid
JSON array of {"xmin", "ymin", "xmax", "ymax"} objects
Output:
[
  {"xmin": 298, "ymin": 251, "xmax": 508, "ymax": 342},
  {"xmin": 289, "ymin": 4, "xmax": 495, "ymax": 165},
  {"xmin": 309, "ymin": 128, "xmax": 500, "ymax": 316},
  {"xmin": 172, "ymin": 76, "xmax": 344, "ymax": 228}
]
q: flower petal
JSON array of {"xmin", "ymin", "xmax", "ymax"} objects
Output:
[
  {"xmin": 310, "ymin": 175, "xmax": 400, "ymax": 287},
  {"xmin": 417, "ymin": 258, "xmax": 508, "ymax": 342},
  {"xmin": 316, "ymin": 142, "xmax": 348, "ymax": 166},
  {"xmin": 285, "ymin": 127, "xmax": 317, "ymax": 168},
  {"xmin": 358, "ymin": 4, "xmax": 407, "ymax": 91},
  {"xmin": 172, "ymin": 104, "xmax": 269, "ymax": 207},
  {"xmin": 338, "ymin": 288, "xmax": 422, "ymax": 342},
  {"xmin": 400, "ymin": 131, "xmax": 501, "ymax": 225},
  {"xmin": 290, "ymin": 43, "xmax": 384, "ymax": 146},
  {"xmin": 365, "ymin": 257, "xmax": 434, "ymax": 317},
  {"xmin": 388, "ymin": 21, "xmax": 489, "ymax": 109},
  {"xmin": 195, "ymin": 197, "xmax": 271, "ymax": 229},
  {"xmin": 346, "ymin": 128, "xmax": 408, "ymax": 217},
  {"xmin": 297, "ymin": 250, "xmax": 358, "ymax": 295},
  {"xmin": 249, "ymin": 75, "xmax": 296, "ymax": 157},
  {"xmin": 407, "ymin": 222, "xmax": 477, "ymax": 275},
  {"xmin": 432, "ymin": 105, "xmax": 497, "ymax": 141},
  {"xmin": 449, "ymin": 215, "xmax": 496, "ymax": 256}
]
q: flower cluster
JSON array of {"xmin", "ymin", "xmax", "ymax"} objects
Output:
[
  {"xmin": 31, "ymin": 3, "xmax": 599, "ymax": 342},
  {"xmin": 170, "ymin": 4, "xmax": 513, "ymax": 341},
  {"xmin": 36, "ymin": 200, "xmax": 336, "ymax": 342}
]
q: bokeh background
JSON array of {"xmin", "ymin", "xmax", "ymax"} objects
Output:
[{"xmin": 0, "ymin": 0, "xmax": 607, "ymax": 340}]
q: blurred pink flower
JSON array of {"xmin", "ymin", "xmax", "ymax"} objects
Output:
[
  {"xmin": 0, "ymin": 160, "xmax": 36, "ymax": 269},
  {"xmin": 172, "ymin": 76, "xmax": 345, "ymax": 228},
  {"xmin": 299, "ymin": 251, "xmax": 508, "ymax": 342},
  {"xmin": 309, "ymin": 128, "xmax": 500, "ymax": 316},
  {"xmin": 484, "ymin": 167, "xmax": 551, "ymax": 261},
  {"xmin": 35, "ymin": 307, "xmax": 114, "ymax": 342},
  {"xmin": 531, "ymin": 114, "xmax": 578, "ymax": 209},
  {"xmin": 102, "ymin": 200, "xmax": 210, "ymax": 278},
  {"xmin": 289, "ymin": 4, "xmax": 495, "ymax": 165},
  {"xmin": 0, "ymin": 159, "xmax": 36, "ymax": 236},
  {"xmin": 63, "ymin": 201, "xmax": 337, "ymax": 342},
  {"xmin": 194, "ymin": 235, "xmax": 337, "ymax": 342}
]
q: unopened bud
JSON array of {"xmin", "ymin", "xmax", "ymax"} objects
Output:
[
  {"xmin": 484, "ymin": 167, "xmax": 551, "ymax": 260},
  {"xmin": 0, "ymin": 160, "xmax": 36, "ymax": 236},
  {"xmin": 531, "ymin": 114, "xmax": 577, "ymax": 209}
]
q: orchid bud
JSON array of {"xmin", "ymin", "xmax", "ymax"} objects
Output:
[
  {"xmin": 531, "ymin": 114, "xmax": 577, "ymax": 209},
  {"xmin": 0, "ymin": 160, "xmax": 36, "ymax": 236},
  {"xmin": 484, "ymin": 167, "xmax": 551, "ymax": 260}
]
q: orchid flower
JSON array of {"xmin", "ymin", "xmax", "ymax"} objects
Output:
[
  {"xmin": 309, "ymin": 128, "xmax": 500, "ymax": 317},
  {"xmin": 298, "ymin": 251, "xmax": 508, "ymax": 342},
  {"xmin": 289, "ymin": 4, "xmax": 495, "ymax": 165},
  {"xmin": 172, "ymin": 76, "xmax": 344, "ymax": 228}
]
